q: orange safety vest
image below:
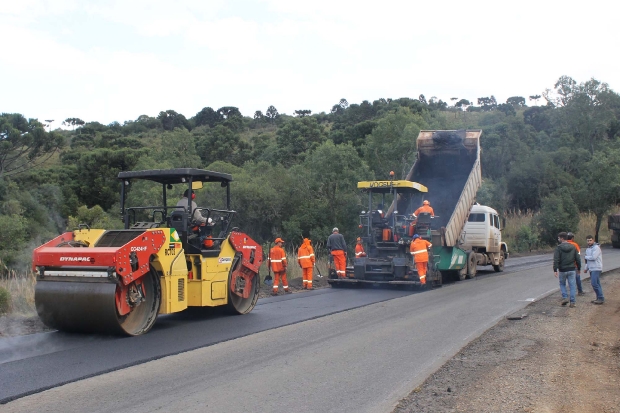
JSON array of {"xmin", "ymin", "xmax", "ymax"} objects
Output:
[
  {"xmin": 297, "ymin": 242, "xmax": 315, "ymax": 269},
  {"xmin": 355, "ymin": 243, "xmax": 367, "ymax": 257},
  {"xmin": 269, "ymin": 246, "xmax": 287, "ymax": 272},
  {"xmin": 567, "ymin": 240, "xmax": 580, "ymax": 253},
  {"xmin": 410, "ymin": 238, "xmax": 432, "ymax": 263},
  {"xmin": 413, "ymin": 205, "xmax": 435, "ymax": 217}
]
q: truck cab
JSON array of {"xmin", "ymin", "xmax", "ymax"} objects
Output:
[{"xmin": 460, "ymin": 204, "xmax": 508, "ymax": 272}]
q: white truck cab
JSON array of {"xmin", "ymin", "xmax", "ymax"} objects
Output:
[{"xmin": 460, "ymin": 204, "xmax": 508, "ymax": 272}]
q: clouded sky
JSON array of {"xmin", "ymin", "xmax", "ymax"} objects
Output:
[{"xmin": 1, "ymin": 0, "xmax": 618, "ymax": 127}]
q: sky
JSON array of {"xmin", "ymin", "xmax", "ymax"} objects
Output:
[{"xmin": 1, "ymin": 0, "xmax": 619, "ymax": 128}]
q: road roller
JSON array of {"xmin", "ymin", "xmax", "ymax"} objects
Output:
[{"xmin": 33, "ymin": 168, "xmax": 263, "ymax": 336}]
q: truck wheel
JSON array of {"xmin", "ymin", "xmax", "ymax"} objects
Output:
[
  {"xmin": 457, "ymin": 266, "xmax": 467, "ymax": 281},
  {"xmin": 466, "ymin": 252, "xmax": 477, "ymax": 279},
  {"xmin": 493, "ymin": 254, "xmax": 505, "ymax": 272}
]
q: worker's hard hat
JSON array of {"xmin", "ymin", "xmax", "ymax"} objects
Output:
[
  {"xmin": 275, "ymin": 237, "xmax": 284, "ymax": 243},
  {"xmin": 423, "ymin": 200, "xmax": 430, "ymax": 205},
  {"xmin": 332, "ymin": 227, "xmax": 339, "ymax": 233},
  {"xmin": 412, "ymin": 234, "xmax": 420, "ymax": 239}
]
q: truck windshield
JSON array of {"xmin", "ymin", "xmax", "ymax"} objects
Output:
[{"xmin": 468, "ymin": 213, "xmax": 486, "ymax": 222}]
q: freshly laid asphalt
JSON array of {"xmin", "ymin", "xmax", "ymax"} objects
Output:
[{"xmin": 2, "ymin": 249, "xmax": 619, "ymax": 410}]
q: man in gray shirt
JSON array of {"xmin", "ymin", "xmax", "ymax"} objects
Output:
[
  {"xmin": 584, "ymin": 235, "xmax": 604, "ymax": 304},
  {"xmin": 176, "ymin": 189, "xmax": 206, "ymax": 226},
  {"xmin": 327, "ymin": 227, "xmax": 347, "ymax": 278}
]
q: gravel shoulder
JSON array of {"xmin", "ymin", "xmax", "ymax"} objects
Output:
[{"xmin": 393, "ymin": 269, "xmax": 620, "ymax": 413}]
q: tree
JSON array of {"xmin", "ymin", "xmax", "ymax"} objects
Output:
[
  {"xmin": 63, "ymin": 118, "xmax": 85, "ymax": 130},
  {"xmin": 497, "ymin": 103, "xmax": 516, "ymax": 116},
  {"xmin": 294, "ymin": 110, "xmax": 312, "ymax": 117},
  {"xmin": 193, "ymin": 107, "xmax": 223, "ymax": 128},
  {"xmin": 363, "ymin": 107, "xmax": 424, "ymax": 179},
  {"xmin": 275, "ymin": 117, "xmax": 326, "ymax": 166},
  {"xmin": 548, "ymin": 77, "xmax": 619, "ymax": 154},
  {"xmin": 418, "ymin": 94, "xmax": 427, "ymax": 105},
  {"xmin": 506, "ymin": 96, "xmax": 526, "ymax": 107},
  {"xmin": 339, "ymin": 99, "xmax": 349, "ymax": 109},
  {"xmin": 157, "ymin": 110, "xmax": 190, "ymax": 131},
  {"xmin": 217, "ymin": 106, "xmax": 242, "ymax": 119},
  {"xmin": 265, "ymin": 106, "xmax": 279, "ymax": 123},
  {"xmin": 0, "ymin": 113, "xmax": 65, "ymax": 176},
  {"xmin": 253, "ymin": 111, "xmax": 264, "ymax": 120},
  {"xmin": 535, "ymin": 188, "xmax": 580, "ymax": 246},
  {"xmin": 574, "ymin": 149, "xmax": 620, "ymax": 242},
  {"xmin": 195, "ymin": 125, "xmax": 249, "ymax": 166},
  {"xmin": 529, "ymin": 95, "xmax": 542, "ymax": 105},
  {"xmin": 455, "ymin": 99, "xmax": 471, "ymax": 110},
  {"xmin": 477, "ymin": 96, "xmax": 497, "ymax": 111}
]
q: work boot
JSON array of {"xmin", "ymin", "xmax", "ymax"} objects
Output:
[
  {"xmin": 569, "ymin": 302, "xmax": 576, "ymax": 308},
  {"xmin": 578, "ymin": 291, "xmax": 585, "ymax": 296},
  {"xmin": 271, "ymin": 291, "xmax": 278, "ymax": 296},
  {"xmin": 560, "ymin": 298, "xmax": 569, "ymax": 306},
  {"xmin": 284, "ymin": 289, "xmax": 292, "ymax": 294},
  {"xmin": 592, "ymin": 299, "xmax": 605, "ymax": 305}
]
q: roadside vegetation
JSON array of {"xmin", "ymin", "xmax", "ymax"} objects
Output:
[{"xmin": 1, "ymin": 75, "xmax": 620, "ymax": 315}]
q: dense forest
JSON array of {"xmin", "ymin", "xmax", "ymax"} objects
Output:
[{"xmin": 1, "ymin": 75, "xmax": 619, "ymax": 270}]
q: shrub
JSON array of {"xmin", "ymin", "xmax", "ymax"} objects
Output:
[
  {"xmin": 0, "ymin": 286, "xmax": 11, "ymax": 315},
  {"xmin": 535, "ymin": 189, "xmax": 580, "ymax": 246}
]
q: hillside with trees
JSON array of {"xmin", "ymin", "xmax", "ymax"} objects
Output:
[{"xmin": 1, "ymin": 76, "xmax": 619, "ymax": 270}]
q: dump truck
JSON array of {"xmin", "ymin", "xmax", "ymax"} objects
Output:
[
  {"xmin": 329, "ymin": 129, "xmax": 506, "ymax": 287},
  {"xmin": 609, "ymin": 213, "xmax": 620, "ymax": 248},
  {"xmin": 33, "ymin": 168, "xmax": 263, "ymax": 336}
]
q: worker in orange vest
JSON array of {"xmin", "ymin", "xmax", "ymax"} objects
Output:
[
  {"xmin": 355, "ymin": 237, "xmax": 367, "ymax": 258},
  {"xmin": 413, "ymin": 200, "xmax": 435, "ymax": 218},
  {"xmin": 297, "ymin": 238, "xmax": 315, "ymax": 289},
  {"xmin": 410, "ymin": 234, "xmax": 432, "ymax": 285},
  {"xmin": 268, "ymin": 238, "xmax": 291, "ymax": 295},
  {"xmin": 327, "ymin": 227, "xmax": 347, "ymax": 279},
  {"xmin": 566, "ymin": 232, "xmax": 584, "ymax": 296}
]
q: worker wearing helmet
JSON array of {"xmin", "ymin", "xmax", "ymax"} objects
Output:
[
  {"xmin": 355, "ymin": 237, "xmax": 367, "ymax": 258},
  {"xmin": 566, "ymin": 232, "xmax": 585, "ymax": 296},
  {"xmin": 327, "ymin": 228, "xmax": 348, "ymax": 279},
  {"xmin": 176, "ymin": 189, "xmax": 207, "ymax": 225},
  {"xmin": 269, "ymin": 238, "xmax": 291, "ymax": 295},
  {"xmin": 297, "ymin": 238, "xmax": 315, "ymax": 290},
  {"xmin": 410, "ymin": 234, "xmax": 432, "ymax": 285},
  {"xmin": 413, "ymin": 200, "xmax": 435, "ymax": 218}
]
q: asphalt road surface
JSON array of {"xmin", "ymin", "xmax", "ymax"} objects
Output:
[{"xmin": 3, "ymin": 248, "xmax": 620, "ymax": 412}]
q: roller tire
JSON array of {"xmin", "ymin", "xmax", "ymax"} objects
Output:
[{"xmin": 226, "ymin": 255, "xmax": 260, "ymax": 315}]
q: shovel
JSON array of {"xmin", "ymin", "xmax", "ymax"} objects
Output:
[
  {"xmin": 264, "ymin": 242, "xmax": 273, "ymax": 286},
  {"xmin": 315, "ymin": 264, "xmax": 323, "ymax": 278}
]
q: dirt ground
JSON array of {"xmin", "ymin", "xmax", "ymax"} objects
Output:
[
  {"xmin": 393, "ymin": 269, "xmax": 620, "ymax": 413},
  {"xmin": 3, "ymin": 270, "xmax": 619, "ymax": 413}
]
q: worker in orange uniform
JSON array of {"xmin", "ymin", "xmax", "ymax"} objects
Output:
[
  {"xmin": 413, "ymin": 200, "xmax": 435, "ymax": 218},
  {"xmin": 566, "ymin": 232, "xmax": 585, "ymax": 296},
  {"xmin": 355, "ymin": 237, "xmax": 367, "ymax": 258},
  {"xmin": 410, "ymin": 234, "xmax": 432, "ymax": 285},
  {"xmin": 268, "ymin": 238, "xmax": 291, "ymax": 295},
  {"xmin": 327, "ymin": 227, "xmax": 348, "ymax": 279},
  {"xmin": 297, "ymin": 238, "xmax": 315, "ymax": 289}
]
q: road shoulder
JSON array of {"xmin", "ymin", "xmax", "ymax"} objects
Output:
[{"xmin": 393, "ymin": 269, "xmax": 620, "ymax": 413}]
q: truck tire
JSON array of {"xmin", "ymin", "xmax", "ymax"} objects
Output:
[
  {"xmin": 493, "ymin": 254, "xmax": 505, "ymax": 272},
  {"xmin": 466, "ymin": 251, "xmax": 477, "ymax": 279}
]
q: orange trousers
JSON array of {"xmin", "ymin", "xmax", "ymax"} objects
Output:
[
  {"xmin": 331, "ymin": 250, "xmax": 347, "ymax": 278},
  {"xmin": 273, "ymin": 271, "xmax": 289, "ymax": 291},
  {"xmin": 415, "ymin": 261, "xmax": 428, "ymax": 285},
  {"xmin": 302, "ymin": 267, "xmax": 313, "ymax": 288}
]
